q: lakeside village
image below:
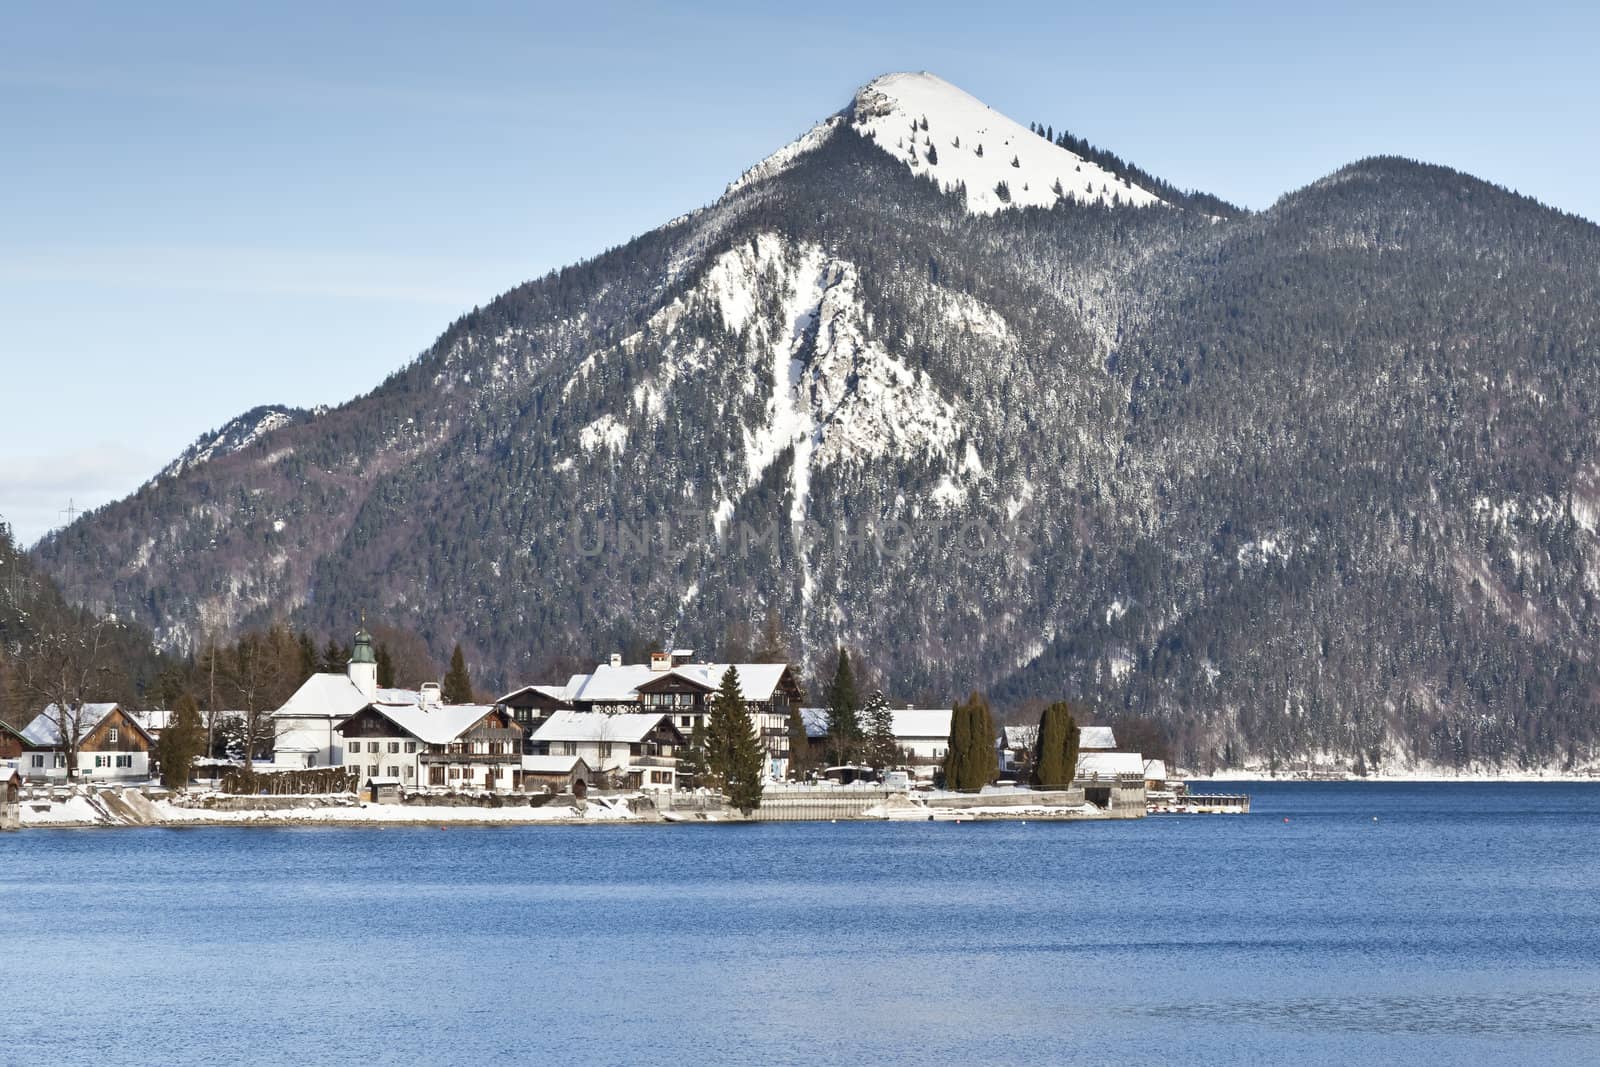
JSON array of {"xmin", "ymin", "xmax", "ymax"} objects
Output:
[{"xmin": 1, "ymin": 628, "xmax": 1247, "ymax": 831}]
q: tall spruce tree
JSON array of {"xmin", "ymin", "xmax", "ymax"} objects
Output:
[
  {"xmin": 706, "ymin": 666, "xmax": 764, "ymax": 813},
  {"xmin": 321, "ymin": 638, "xmax": 349, "ymax": 674},
  {"xmin": 786, "ymin": 705, "xmax": 813, "ymax": 780},
  {"xmin": 375, "ymin": 642, "xmax": 396, "ymax": 688},
  {"xmin": 1031, "ymin": 702, "xmax": 1079, "ymax": 788},
  {"xmin": 826, "ymin": 647, "xmax": 861, "ymax": 765},
  {"xmin": 296, "ymin": 631, "xmax": 319, "ymax": 680},
  {"xmin": 158, "ymin": 692, "xmax": 205, "ymax": 790},
  {"xmin": 442, "ymin": 643, "xmax": 474, "ymax": 704},
  {"xmin": 863, "ymin": 690, "xmax": 898, "ymax": 769},
  {"xmin": 943, "ymin": 698, "xmax": 971, "ymax": 789}
]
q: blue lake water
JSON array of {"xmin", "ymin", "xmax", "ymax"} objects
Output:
[{"xmin": 4, "ymin": 782, "xmax": 1599, "ymax": 1065}]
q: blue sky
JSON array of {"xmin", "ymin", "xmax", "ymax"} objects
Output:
[{"xmin": 4, "ymin": 0, "xmax": 1596, "ymax": 545}]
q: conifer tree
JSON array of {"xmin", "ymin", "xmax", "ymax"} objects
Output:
[
  {"xmin": 926, "ymin": 143, "xmax": 939, "ymax": 165},
  {"xmin": 297, "ymin": 631, "xmax": 319, "ymax": 680},
  {"xmin": 706, "ymin": 666, "xmax": 763, "ymax": 813},
  {"xmin": 321, "ymin": 638, "xmax": 349, "ymax": 674},
  {"xmin": 786, "ymin": 705, "xmax": 813, "ymax": 780},
  {"xmin": 375, "ymin": 642, "xmax": 395, "ymax": 688},
  {"xmin": 755, "ymin": 607, "xmax": 792, "ymax": 663},
  {"xmin": 158, "ymin": 692, "xmax": 205, "ymax": 790},
  {"xmin": 961, "ymin": 692, "xmax": 997, "ymax": 789},
  {"xmin": 863, "ymin": 690, "xmax": 898, "ymax": 769},
  {"xmin": 1031, "ymin": 701, "xmax": 1079, "ymax": 788},
  {"xmin": 826, "ymin": 648, "xmax": 861, "ymax": 765},
  {"xmin": 943, "ymin": 697, "xmax": 971, "ymax": 788},
  {"xmin": 442, "ymin": 643, "xmax": 474, "ymax": 704}
]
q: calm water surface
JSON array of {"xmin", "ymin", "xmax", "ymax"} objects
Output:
[{"xmin": 3, "ymin": 783, "xmax": 1599, "ymax": 1065}]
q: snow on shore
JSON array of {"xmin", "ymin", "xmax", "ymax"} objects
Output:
[{"xmin": 18, "ymin": 792, "xmax": 642, "ymax": 829}]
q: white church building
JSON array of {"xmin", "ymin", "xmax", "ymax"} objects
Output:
[{"xmin": 273, "ymin": 629, "xmax": 420, "ymax": 769}]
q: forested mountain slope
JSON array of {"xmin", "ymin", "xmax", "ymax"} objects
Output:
[{"xmin": 33, "ymin": 74, "xmax": 1600, "ymax": 773}]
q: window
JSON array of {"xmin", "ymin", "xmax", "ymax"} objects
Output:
[
  {"xmin": 680, "ymin": 715, "xmax": 692, "ymax": 728},
  {"xmin": 31, "ymin": 754, "xmax": 44, "ymax": 768},
  {"xmin": 599, "ymin": 742, "xmax": 613, "ymax": 758},
  {"xmin": 404, "ymin": 766, "xmax": 414, "ymax": 779},
  {"xmin": 560, "ymin": 741, "xmax": 576, "ymax": 756},
  {"xmin": 115, "ymin": 755, "xmax": 133, "ymax": 769},
  {"xmin": 388, "ymin": 741, "xmax": 400, "ymax": 754},
  {"xmin": 650, "ymin": 771, "xmax": 672, "ymax": 784},
  {"xmin": 386, "ymin": 765, "xmax": 399, "ymax": 778},
  {"xmin": 404, "ymin": 742, "xmax": 417, "ymax": 754},
  {"xmin": 108, "ymin": 727, "xmax": 119, "ymax": 743},
  {"xmin": 347, "ymin": 743, "xmax": 359, "ymax": 755},
  {"xmin": 368, "ymin": 764, "xmax": 379, "ymax": 778}
]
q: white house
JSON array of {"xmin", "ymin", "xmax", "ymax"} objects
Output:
[
  {"xmin": 18, "ymin": 703, "xmax": 154, "ymax": 782},
  {"xmin": 273, "ymin": 628, "xmax": 420, "ymax": 769},
  {"xmin": 516, "ymin": 652, "xmax": 803, "ymax": 778},
  {"xmin": 801, "ymin": 706, "xmax": 953, "ymax": 780},
  {"xmin": 528, "ymin": 710, "xmax": 684, "ymax": 790}
]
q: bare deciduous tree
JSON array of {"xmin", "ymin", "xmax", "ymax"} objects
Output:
[{"xmin": 17, "ymin": 611, "xmax": 117, "ymax": 780}]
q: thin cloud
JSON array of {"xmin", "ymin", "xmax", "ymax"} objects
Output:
[{"xmin": 0, "ymin": 244, "xmax": 533, "ymax": 306}]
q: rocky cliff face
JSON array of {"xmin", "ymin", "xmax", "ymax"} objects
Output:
[{"xmin": 33, "ymin": 74, "xmax": 1600, "ymax": 773}]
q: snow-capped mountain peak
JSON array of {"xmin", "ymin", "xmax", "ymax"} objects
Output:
[{"xmin": 728, "ymin": 71, "xmax": 1167, "ymax": 215}]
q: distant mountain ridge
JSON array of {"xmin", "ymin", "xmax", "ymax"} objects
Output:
[{"xmin": 32, "ymin": 73, "xmax": 1600, "ymax": 775}]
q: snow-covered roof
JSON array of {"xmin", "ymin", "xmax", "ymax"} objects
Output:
[
  {"xmin": 360, "ymin": 703, "xmax": 505, "ymax": 746},
  {"xmin": 657, "ymin": 663, "xmax": 790, "ymax": 701},
  {"xmin": 1003, "ymin": 724, "xmax": 1116, "ymax": 750},
  {"xmin": 1143, "ymin": 759, "xmax": 1168, "ymax": 781},
  {"xmin": 1076, "ymin": 751, "xmax": 1146, "ymax": 778},
  {"xmin": 1080, "ymin": 726, "xmax": 1117, "ymax": 750},
  {"xmin": 799, "ymin": 707, "xmax": 950, "ymax": 741},
  {"xmin": 569, "ymin": 661, "xmax": 791, "ymax": 704},
  {"xmin": 132, "ymin": 708, "xmax": 172, "ymax": 732},
  {"xmin": 1002, "ymin": 724, "xmax": 1038, "ymax": 749},
  {"xmin": 531, "ymin": 710, "xmax": 674, "ymax": 744},
  {"xmin": 274, "ymin": 672, "xmax": 419, "ymax": 722},
  {"xmin": 521, "ymin": 754, "xmax": 589, "ymax": 774},
  {"xmin": 497, "ymin": 683, "xmax": 571, "ymax": 705},
  {"xmin": 21, "ymin": 703, "xmax": 142, "ymax": 747},
  {"xmin": 570, "ymin": 663, "xmax": 658, "ymax": 703},
  {"xmin": 891, "ymin": 708, "xmax": 951, "ymax": 739}
]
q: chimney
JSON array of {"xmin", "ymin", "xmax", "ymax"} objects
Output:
[
  {"xmin": 609, "ymin": 652, "xmax": 622, "ymax": 668},
  {"xmin": 671, "ymin": 648, "xmax": 694, "ymax": 667},
  {"xmin": 419, "ymin": 682, "xmax": 442, "ymax": 709},
  {"xmin": 649, "ymin": 651, "xmax": 670, "ymax": 672}
]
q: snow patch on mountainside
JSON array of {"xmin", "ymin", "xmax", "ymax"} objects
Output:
[
  {"xmin": 578, "ymin": 414, "xmax": 628, "ymax": 454},
  {"xmin": 850, "ymin": 72, "xmax": 1165, "ymax": 215},
  {"xmin": 155, "ymin": 406, "xmax": 303, "ymax": 483},
  {"xmin": 725, "ymin": 72, "xmax": 1167, "ymax": 217}
]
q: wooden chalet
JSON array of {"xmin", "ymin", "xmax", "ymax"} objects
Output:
[{"xmin": 18, "ymin": 703, "xmax": 154, "ymax": 781}]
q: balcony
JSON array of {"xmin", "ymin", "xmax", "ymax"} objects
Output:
[{"xmin": 418, "ymin": 751, "xmax": 521, "ymax": 765}]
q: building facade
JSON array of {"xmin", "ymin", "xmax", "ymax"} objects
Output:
[
  {"xmin": 17, "ymin": 703, "xmax": 154, "ymax": 782},
  {"xmin": 338, "ymin": 700, "xmax": 522, "ymax": 792}
]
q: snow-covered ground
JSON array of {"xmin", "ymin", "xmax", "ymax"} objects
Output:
[{"xmin": 17, "ymin": 790, "xmax": 643, "ymax": 829}]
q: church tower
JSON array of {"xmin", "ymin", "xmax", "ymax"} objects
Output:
[{"xmin": 348, "ymin": 627, "xmax": 378, "ymax": 700}]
